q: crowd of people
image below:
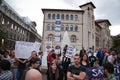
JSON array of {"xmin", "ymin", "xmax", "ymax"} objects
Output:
[{"xmin": 0, "ymin": 46, "xmax": 120, "ymax": 80}]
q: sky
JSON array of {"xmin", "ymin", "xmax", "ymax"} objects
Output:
[{"xmin": 4, "ymin": 0, "xmax": 120, "ymax": 36}]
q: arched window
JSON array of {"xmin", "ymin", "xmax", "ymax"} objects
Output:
[
  {"xmin": 61, "ymin": 25, "xmax": 64, "ymax": 31},
  {"xmin": 48, "ymin": 34, "xmax": 54, "ymax": 41},
  {"xmin": 71, "ymin": 35, "xmax": 76, "ymax": 43},
  {"xmin": 66, "ymin": 14, "xmax": 69, "ymax": 20},
  {"xmin": 52, "ymin": 14, "xmax": 55, "ymax": 19},
  {"xmin": 70, "ymin": 25, "xmax": 73, "ymax": 31},
  {"xmin": 70, "ymin": 15, "xmax": 73, "ymax": 20},
  {"xmin": 75, "ymin": 15, "xmax": 78, "ymax": 21},
  {"xmin": 47, "ymin": 24, "xmax": 50, "ymax": 30},
  {"xmin": 57, "ymin": 14, "xmax": 60, "ymax": 19},
  {"xmin": 48, "ymin": 14, "xmax": 51, "ymax": 19},
  {"xmin": 61, "ymin": 14, "xmax": 64, "ymax": 20},
  {"xmin": 75, "ymin": 25, "xmax": 78, "ymax": 31}
]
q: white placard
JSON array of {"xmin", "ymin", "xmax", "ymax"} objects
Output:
[
  {"xmin": 55, "ymin": 49, "xmax": 61, "ymax": 54},
  {"xmin": 45, "ymin": 41, "xmax": 52, "ymax": 53},
  {"xmin": 66, "ymin": 46, "xmax": 74, "ymax": 58},
  {"xmin": 15, "ymin": 41, "xmax": 41, "ymax": 59}
]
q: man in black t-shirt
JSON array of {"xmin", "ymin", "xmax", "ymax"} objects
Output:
[
  {"xmin": 67, "ymin": 54, "xmax": 86, "ymax": 80},
  {"xmin": 89, "ymin": 52, "xmax": 97, "ymax": 67}
]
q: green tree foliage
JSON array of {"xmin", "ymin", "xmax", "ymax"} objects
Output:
[{"xmin": 112, "ymin": 34, "xmax": 120, "ymax": 49}]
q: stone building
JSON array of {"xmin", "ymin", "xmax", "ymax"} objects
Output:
[
  {"xmin": 95, "ymin": 19, "xmax": 112, "ymax": 49},
  {"xmin": 0, "ymin": 0, "xmax": 41, "ymax": 49},
  {"xmin": 42, "ymin": 2, "xmax": 112, "ymax": 51}
]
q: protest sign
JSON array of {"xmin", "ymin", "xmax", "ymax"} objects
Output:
[
  {"xmin": 15, "ymin": 41, "xmax": 41, "ymax": 59},
  {"xmin": 85, "ymin": 64, "xmax": 120, "ymax": 80},
  {"xmin": 66, "ymin": 46, "xmax": 74, "ymax": 58},
  {"xmin": 45, "ymin": 41, "xmax": 52, "ymax": 53}
]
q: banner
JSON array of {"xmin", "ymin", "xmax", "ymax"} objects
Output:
[
  {"xmin": 15, "ymin": 41, "xmax": 41, "ymax": 59},
  {"xmin": 85, "ymin": 64, "xmax": 120, "ymax": 80},
  {"xmin": 55, "ymin": 19, "xmax": 61, "ymax": 42}
]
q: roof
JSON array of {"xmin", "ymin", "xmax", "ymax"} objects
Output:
[
  {"xmin": 42, "ymin": 8, "xmax": 84, "ymax": 13},
  {"xmin": 95, "ymin": 22, "xmax": 102, "ymax": 29},
  {"xmin": 95, "ymin": 19, "xmax": 111, "ymax": 26},
  {"xmin": 79, "ymin": 2, "xmax": 96, "ymax": 8}
]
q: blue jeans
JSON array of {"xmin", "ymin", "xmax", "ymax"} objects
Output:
[{"xmin": 17, "ymin": 68, "xmax": 25, "ymax": 80}]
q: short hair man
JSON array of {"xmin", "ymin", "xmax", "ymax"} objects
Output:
[
  {"xmin": 0, "ymin": 59, "xmax": 13, "ymax": 80},
  {"xmin": 25, "ymin": 69, "xmax": 42, "ymax": 80},
  {"xmin": 67, "ymin": 54, "xmax": 86, "ymax": 80},
  {"xmin": 103, "ymin": 62, "xmax": 116, "ymax": 80}
]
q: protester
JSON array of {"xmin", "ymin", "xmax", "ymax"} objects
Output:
[
  {"xmin": 87, "ymin": 47, "xmax": 92, "ymax": 57},
  {"xmin": 67, "ymin": 54, "xmax": 86, "ymax": 80},
  {"xmin": 21, "ymin": 57, "xmax": 40, "ymax": 80},
  {"xmin": 80, "ymin": 53, "xmax": 89, "ymax": 67},
  {"xmin": 62, "ymin": 52, "xmax": 71, "ymax": 80},
  {"xmin": 103, "ymin": 62, "xmax": 116, "ymax": 80},
  {"xmin": 16, "ymin": 58, "xmax": 27, "ymax": 80},
  {"xmin": 97, "ymin": 48, "xmax": 104, "ymax": 66},
  {"xmin": 63, "ymin": 45, "xmax": 68, "ymax": 54},
  {"xmin": 114, "ymin": 50, "xmax": 120, "ymax": 64},
  {"xmin": 89, "ymin": 51, "xmax": 97, "ymax": 67},
  {"xmin": 79, "ymin": 47, "xmax": 86, "ymax": 58},
  {"xmin": 9, "ymin": 50, "xmax": 17, "ymax": 80},
  {"xmin": 0, "ymin": 59, "xmax": 13, "ymax": 80},
  {"xmin": 48, "ymin": 61, "xmax": 63, "ymax": 80},
  {"xmin": 25, "ymin": 69, "xmax": 42, "ymax": 80},
  {"xmin": 38, "ymin": 51, "xmax": 43, "ymax": 66},
  {"xmin": 107, "ymin": 51, "xmax": 116, "ymax": 64}
]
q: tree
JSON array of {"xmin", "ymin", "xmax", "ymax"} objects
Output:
[{"xmin": 112, "ymin": 34, "xmax": 120, "ymax": 49}]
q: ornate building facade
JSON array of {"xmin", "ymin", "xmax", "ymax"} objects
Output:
[
  {"xmin": 0, "ymin": 0, "xmax": 41, "ymax": 49},
  {"xmin": 42, "ymin": 2, "xmax": 112, "ymax": 51}
]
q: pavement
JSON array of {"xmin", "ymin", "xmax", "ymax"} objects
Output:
[{"xmin": 42, "ymin": 73, "xmax": 47, "ymax": 80}]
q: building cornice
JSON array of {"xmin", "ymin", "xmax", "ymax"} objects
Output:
[
  {"xmin": 42, "ymin": 8, "xmax": 84, "ymax": 13},
  {"xmin": 95, "ymin": 19, "xmax": 111, "ymax": 26}
]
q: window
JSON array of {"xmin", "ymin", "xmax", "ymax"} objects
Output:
[
  {"xmin": 11, "ymin": 24, "xmax": 13, "ymax": 29},
  {"xmin": 61, "ymin": 25, "xmax": 64, "ymax": 31},
  {"xmin": 75, "ymin": 25, "xmax": 78, "ymax": 31},
  {"xmin": 61, "ymin": 14, "xmax": 64, "ymax": 20},
  {"xmin": 71, "ymin": 35, "xmax": 76, "ymax": 43},
  {"xmin": 15, "ymin": 26, "xmax": 17, "ymax": 30},
  {"xmin": 2, "ymin": 18, "xmax": 4, "ymax": 24},
  {"xmin": 66, "ymin": 25, "xmax": 69, "ymax": 31},
  {"xmin": 48, "ymin": 34, "xmax": 54, "ymax": 41},
  {"xmin": 48, "ymin": 14, "xmax": 51, "ymax": 19},
  {"xmin": 70, "ymin": 25, "xmax": 73, "ymax": 31},
  {"xmin": 52, "ymin": 14, "xmax": 55, "ymax": 19},
  {"xmin": 47, "ymin": 24, "xmax": 50, "ymax": 30},
  {"xmin": 57, "ymin": 14, "xmax": 60, "ymax": 19},
  {"xmin": 7, "ymin": 21, "xmax": 9, "ymax": 24},
  {"xmin": 18, "ymin": 27, "xmax": 20, "ymax": 32},
  {"xmin": 52, "ymin": 24, "xmax": 55, "ymax": 30},
  {"xmin": 66, "ymin": 14, "xmax": 69, "ymax": 20},
  {"xmin": 70, "ymin": 15, "xmax": 73, "ymax": 20},
  {"xmin": 75, "ymin": 15, "xmax": 78, "ymax": 21}
]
